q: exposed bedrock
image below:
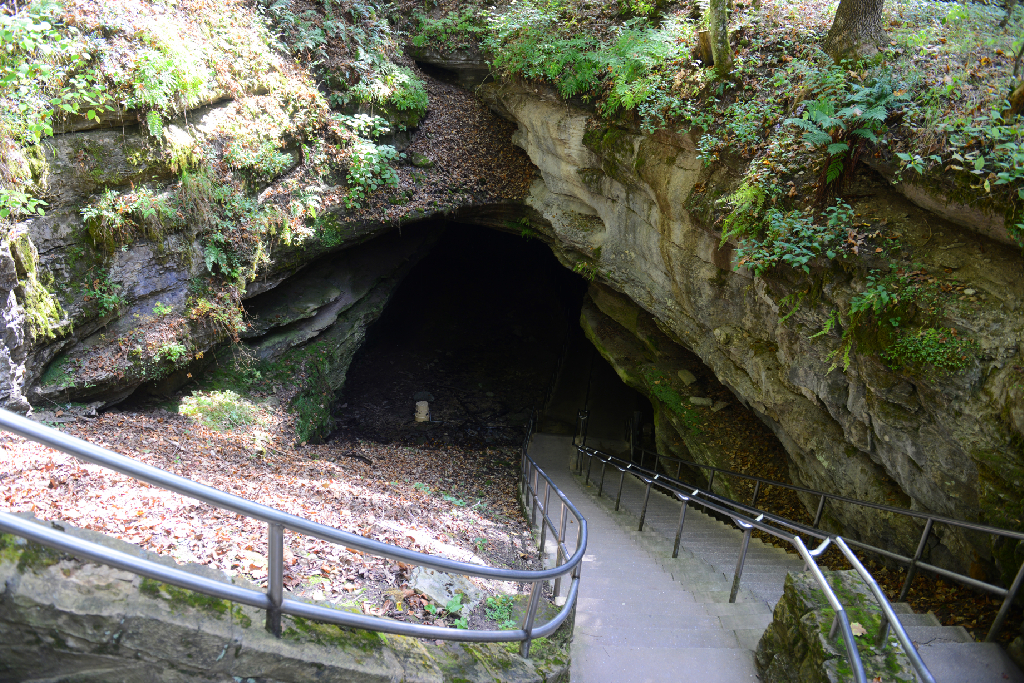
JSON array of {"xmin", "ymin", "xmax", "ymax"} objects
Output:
[
  {"xmin": 4, "ymin": 56, "xmax": 1023, "ymax": 580},
  {"xmin": 475, "ymin": 77, "xmax": 1024, "ymax": 579}
]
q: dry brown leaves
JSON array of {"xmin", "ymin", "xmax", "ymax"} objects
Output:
[{"xmin": 1, "ymin": 402, "xmax": 536, "ymax": 619}]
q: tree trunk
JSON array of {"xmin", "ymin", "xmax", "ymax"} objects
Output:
[
  {"xmin": 709, "ymin": 0, "xmax": 733, "ymax": 77},
  {"xmin": 696, "ymin": 30, "xmax": 714, "ymax": 66},
  {"xmin": 823, "ymin": 0, "xmax": 887, "ymax": 63}
]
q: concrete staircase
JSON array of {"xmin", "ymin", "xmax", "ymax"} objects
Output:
[{"xmin": 529, "ymin": 433, "xmax": 1024, "ymax": 683}]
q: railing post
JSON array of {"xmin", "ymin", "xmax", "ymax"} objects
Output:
[
  {"xmin": 638, "ymin": 479, "xmax": 653, "ymax": 531},
  {"xmin": 531, "ymin": 468, "xmax": 540, "ymax": 528},
  {"xmin": 597, "ymin": 460, "xmax": 607, "ymax": 497},
  {"xmin": 986, "ymin": 557, "xmax": 1024, "ymax": 642},
  {"xmin": 875, "ymin": 614, "xmax": 891, "ymax": 650},
  {"xmin": 729, "ymin": 518, "xmax": 757, "ymax": 603},
  {"xmin": 676, "ymin": 460, "xmax": 683, "ymax": 480},
  {"xmin": 614, "ymin": 468, "xmax": 626, "ymax": 511},
  {"xmin": 708, "ymin": 470, "xmax": 716, "ymax": 491},
  {"xmin": 554, "ymin": 503, "xmax": 568, "ymax": 599},
  {"xmin": 266, "ymin": 522, "xmax": 284, "ymax": 637},
  {"xmin": 899, "ymin": 518, "xmax": 934, "ymax": 602},
  {"xmin": 673, "ymin": 496, "xmax": 690, "ymax": 559},
  {"xmin": 539, "ymin": 481, "xmax": 551, "ymax": 558},
  {"xmin": 519, "ymin": 580, "xmax": 543, "ymax": 658},
  {"xmin": 812, "ymin": 494, "xmax": 827, "ymax": 528},
  {"xmin": 750, "ymin": 480, "xmax": 761, "ymax": 508},
  {"xmin": 585, "ymin": 449, "xmax": 595, "ymax": 485},
  {"xmin": 580, "ymin": 411, "xmax": 589, "ymax": 448}
]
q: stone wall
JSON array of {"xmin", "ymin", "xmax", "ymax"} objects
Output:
[
  {"xmin": 0, "ymin": 514, "xmax": 569, "ymax": 683},
  {"xmin": 478, "ymin": 78, "xmax": 1024, "ymax": 577},
  {"xmin": 755, "ymin": 569, "xmax": 914, "ymax": 683}
]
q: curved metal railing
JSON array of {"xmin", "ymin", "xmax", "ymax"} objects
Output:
[
  {"xmin": 623, "ymin": 418, "xmax": 1024, "ymax": 644},
  {"xmin": 575, "ymin": 436, "xmax": 935, "ymax": 683},
  {"xmin": 0, "ymin": 407, "xmax": 586, "ymax": 658}
]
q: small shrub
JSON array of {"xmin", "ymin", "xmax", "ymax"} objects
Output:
[
  {"xmin": 82, "ymin": 273, "xmax": 125, "ymax": 315},
  {"xmin": 179, "ymin": 389, "xmax": 258, "ymax": 431},
  {"xmin": 344, "ymin": 141, "xmax": 403, "ymax": 208},
  {"xmin": 223, "ymin": 138, "xmax": 293, "ymax": 181},
  {"xmin": 735, "ymin": 203, "xmax": 853, "ymax": 276},
  {"xmin": 81, "ymin": 187, "xmax": 178, "ymax": 252},
  {"xmin": 485, "ymin": 595, "xmax": 518, "ymax": 629},
  {"xmin": 882, "ymin": 327, "xmax": 978, "ymax": 374},
  {"xmin": 154, "ymin": 342, "xmax": 189, "ymax": 364}
]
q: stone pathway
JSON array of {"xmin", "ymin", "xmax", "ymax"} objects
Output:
[
  {"xmin": 529, "ymin": 433, "xmax": 766, "ymax": 683},
  {"xmin": 529, "ymin": 433, "xmax": 1024, "ymax": 683}
]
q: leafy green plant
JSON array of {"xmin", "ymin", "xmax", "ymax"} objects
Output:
[
  {"xmin": 445, "ymin": 595, "xmax": 464, "ymax": 614},
  {"xmin": 414, "ymin": 482, "xmax": 432, "ymax": 493},
  {"xmin": 882, "ymin": 327, "xmax": 978, "ymax": 374},
  {"xmin": 82, "ymin": 273, "xmax": 125, "ymax": 315},
  {"xmin": 573, "ymin": 261, "xmax": 598, "ymax": 281},
  {"xmin": 411, "ymin": 7, "xmax": 488, "ymax": 50},
  {"xmin": 485, "ymin": 595, "xmax": 518, "ymax": 629},
  {"xmin": 153, "ymin": 301, "xmax": 173, "ymax": 316},
  {"xmin": 0, "ymin": 4, "xmax": 110, "ymax": 219},
  {"xmin": 642, "ymin": 367, "xmax": 700, "ymax": 434},
  {"xmin": 442, "ymin": 493, "xmax": 468, "ymax": 506},
  {"xmin": 223, "ymin": 138, "xmax": 293, "ymax": 181},
  {"xmin": 0, "ymin": 4, "xmax": 109, "ymax": 143},
  {"xmin": 154, "ymin": 342, "xmax": 189, "ymax": 364},
  {"xmin": 484, "ymin": 4, "xmax": 689, "ymax": 115},
  {"xmin": 344, "ymin": 140, "xmax": 403, "ymax": 208},
  {"xmin": 122, "ymin": 20, "xmax": 210, "ymax": 136},
  {"xmin": 178, "ymin": 389, "xmax": 258, "ymax": 431},
  {"xmin": 80, "ymin": 187, "xmax": 178, "ymax": 252},
  {"xmin": 473, "ymin": 537, "xmax": 488, "ymax": 552},
  {"xmin": 734, "ymin": 203, "xmax": 853, "ymax": 276},
  {"xmin": 786, "ymin": 77, "xmax": 908, "ymax": 195}
]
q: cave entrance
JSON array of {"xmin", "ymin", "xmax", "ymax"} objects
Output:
[{"xmin": 335, "ymin": 223, "xmax": 648, "ymax": 451}]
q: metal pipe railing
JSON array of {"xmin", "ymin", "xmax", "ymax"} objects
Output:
[
  {"xmin": 624, "ymin": 417, "xmax": 1024, "ymax": 643},
  {"xmin": 0, "ymin": 408, "xmax": 587, "ymax": 656},
  {"xmin": 576, "ymin": 442, "xmax": 934, "ymax": 683},
  {"xmin": 835, "ymin": 538, "xmax": 936, "ymax": 683}
]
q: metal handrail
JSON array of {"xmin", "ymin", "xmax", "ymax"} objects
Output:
[
  {"xmin": 625, "ymin": 418, "xmax": 1024, "ymax": 643},
  {"xmin": 576, "ymin": 442, "xmax": 934, "ymax": 683},
  {"xmin": 0, "ymin": 408, "xmax": 587, "ymax": 657},
  {"xmin": 835, "ymin": 538, "xmax": 937, "ymax": 683}
]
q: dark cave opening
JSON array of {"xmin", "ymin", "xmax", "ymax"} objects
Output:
[{"xmin": 334, "ymin": 222, "xmax": 654, "ymax": 451}]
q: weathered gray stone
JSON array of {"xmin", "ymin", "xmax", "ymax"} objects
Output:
[
  {"xmin": 0, "ymin": 516, "xmax": 569, "ymax": 683},
  {"xmin": 410, "ymin": 566, "xmax": 486, "ymax": 614},
  {"xmin": 755, "ymin": 570, "xmax": 914, "ymax": 683},
  {"xmin": 480, "ymin": 78, "xmax": 1024, "ymax": 577}
]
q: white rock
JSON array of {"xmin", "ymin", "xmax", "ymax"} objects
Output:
[
  {"xmin": 677, "ymin": 369, "xmax": 697, "ymax": 386},
  {"xmin": 410, "ymin": 567, "xmax": 483, "ymax": 613}
]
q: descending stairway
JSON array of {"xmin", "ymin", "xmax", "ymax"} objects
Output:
[{"xmin": 528, "ymin": 433, "xmax": 1024, "ymax": 683}]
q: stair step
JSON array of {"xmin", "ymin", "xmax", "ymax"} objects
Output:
[
  {"xmin": 906, "ymin": 624, "xmax": 975, "ymax": 644},
  {"xmin": 916, "ymin": 642, "xmax": 1024, "ymax": 683},
  {"xmin": 570, "ymin": 642, "xmax": 759, "ymax": 683},
  {"xmin": 895, "ymin": 612, "xmax": 942, "ymax": 628},
  {"xmin": 575, "ymin": 624, "xmax": 742, "ymax": 648}
]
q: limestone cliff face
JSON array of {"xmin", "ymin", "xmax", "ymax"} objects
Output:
[
  {"xmin": 480, "ymin": 79, "xmax": 1024, "ymax": 575},
  {"xmin": 5, "ymin": 62, "xmax": 1023, "ymax": 576}
]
